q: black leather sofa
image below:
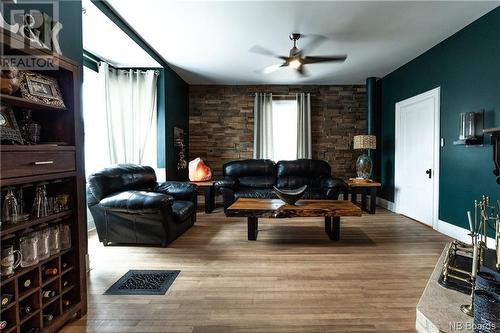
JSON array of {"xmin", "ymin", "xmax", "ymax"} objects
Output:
[
  {"xmin": 87, "ymin": 164, "xmax": 197, "ymax": 246},
  {"xmin": 215, "ymin": 159, "xmax": 347, "ymax": 209}
]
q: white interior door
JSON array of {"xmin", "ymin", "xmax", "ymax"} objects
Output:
[{"xmin": 395, "ymin": 88, "xmax": 440, "ymax": 227}]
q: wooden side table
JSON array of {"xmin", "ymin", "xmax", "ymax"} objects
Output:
[
  {"xmin": 190, "ymin": 181, "xmax": 216, "ymax": 213},
  {"xmin": 344, "ymin": 180, "xmax": 381, "ymax": 214}
]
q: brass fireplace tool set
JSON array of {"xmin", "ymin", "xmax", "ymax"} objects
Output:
[{"xmin": 441, "ymin": 196, "xmax": 500, "ymax": 316}]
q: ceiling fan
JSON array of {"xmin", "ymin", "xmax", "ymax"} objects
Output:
[{"xmin": 250, "ymin": 33, "xmax": 347, "ymax": 76}]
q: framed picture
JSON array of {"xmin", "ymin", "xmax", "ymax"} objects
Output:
[
  {"xmin": 0, "ymin": 103, "xmax": 24, "ymax": 144},
  {"xmin": 19, "ymin": 71, "xmax": 66, "ymax": 108}
]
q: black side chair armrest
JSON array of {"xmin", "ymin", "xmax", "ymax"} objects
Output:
[
  {"xmin": 214, "ymin": 177, "xmax": 239, "ymax": 192},
  {"xmin": 155, "ymin": 181, "xmax": 197, "ymax": 202}
]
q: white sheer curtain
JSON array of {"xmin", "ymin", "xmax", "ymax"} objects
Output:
[
  {"xmin": 103, "ymin": 63, "xmax": 158, "ymax": 165},
  {"xmin": 253, "ymin": 93, "xmax": 274, "ymax": 159},
  {"xmin": 297, "ymin": 93, "xmax": 312, "ymax": 158}
]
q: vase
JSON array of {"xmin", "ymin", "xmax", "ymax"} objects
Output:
[{"xmin": 356, "ymin": 153, "xmax": 372, "ymax": 179}]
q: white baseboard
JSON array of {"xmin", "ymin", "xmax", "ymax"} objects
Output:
[
  {"xmin": 376, "ymin": 197, "xmax": 395, "ymax": 212},
  {"xmin": 375, "ymin": 197, "xmax": 495, "ymax": 248},
  {"xmin": 437, "ymin": 219, "xmax": 495, "ymax": 249}
]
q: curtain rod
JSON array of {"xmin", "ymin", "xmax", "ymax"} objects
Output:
[{"xmin": 107, "ymin": 67, "xmax": 160, "ymax": 76}]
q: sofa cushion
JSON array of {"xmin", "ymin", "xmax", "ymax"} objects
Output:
[
  {"xmin": 234, "ymin": 188, "xmax": 277, "ymax": 199},
  {"xmin": 99, "ymin": 190, "xmax": 173, "ymax": 214},
  {"xmin": 171, "ymin": 200, "xmax": 195, "ymax": 222},
  {"xmin": 223, "ymin": 159, "xmax": 276, "ymax": 188},
  {"xmin": 276, "ymin": 159, "xmax": 332, "ymax": 189}
]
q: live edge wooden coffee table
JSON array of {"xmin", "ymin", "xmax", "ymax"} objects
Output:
[{"xmin": 225, "ymin": 198, "xmax": 361, "ymax": 241}]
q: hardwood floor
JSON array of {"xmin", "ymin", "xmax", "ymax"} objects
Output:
[{"xmin": 63, "ymin": 207, "xmax": 450, "ymax": 333}]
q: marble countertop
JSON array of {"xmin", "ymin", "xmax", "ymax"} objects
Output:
[{"xmin": 416, "ymin": 246, "xmax": 473, "ymax": 333}]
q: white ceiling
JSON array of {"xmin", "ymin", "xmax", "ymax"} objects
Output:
[
  {"xmin": 106, "ymin": 1, "xmax": 499, "ymax": 84},
  {"xmin": 82, "ymin": 0, "xmax": 159, "ymax": 68}
]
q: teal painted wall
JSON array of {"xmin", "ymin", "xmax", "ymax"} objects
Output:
[
  {"xmin": 165, "ymin": 70, "xmax": 189, "ymax": 180},
  {"xmin": 1, "ymin": 0, "xmax": 83, "ymax": 64},
  {"xmin": 378, "ymin": 7, "xmax": 500, "ymax": 235}
]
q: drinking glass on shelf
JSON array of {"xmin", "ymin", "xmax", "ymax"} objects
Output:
[
  {"xmin": 3, "ymin": 188, "xmax": 19, "ymax": 224},
  {"xmin": 36, "ymin": 227, "xmax": 50, "ymax": 260},
  {"xmin": 19, "ymin": 234, "xmax": 38, "ymax": 267},
  {"xmin": 1, "ymin": 245, "xmax": 21, "ymax": 276},
  {"xmin": 60, "ymin": 224, "xmax": 71, "ymax": 250},
  {"xmin": 48, "ymin": 225, "xmax": 61, "ymax": 255},
  {"xmin": 32, "ymin": 184, "xmax": 48, "ymax": 218}
]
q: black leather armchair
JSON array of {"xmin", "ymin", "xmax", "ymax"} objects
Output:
[
  {"xmin": 87, "ymin": 164, "xmax": 197, "ymax": 246},
  {"xmin": 215, "ymin": 159, "xmax": 347, "ymax": 210}
]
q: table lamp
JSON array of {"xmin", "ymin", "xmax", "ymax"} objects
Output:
[{"xmin": 353, "ymin": 135, "xmax": 376, "ymax": 180}]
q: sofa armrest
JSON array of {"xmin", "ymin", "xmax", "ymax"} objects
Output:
[
  {"xmin": 214, "ymin": 177, "xmax": 239, "ymax": 192},
  {"xmin": 155, "ymin": 181, "xmax": 197, "ymax": 201},
  {"xmin": 321, "ymin": 177, "xmax": 346, "ymax": 189},
  {"xmin": 320, "ymin": 177, "xmax": 348, "ymax": 200}
]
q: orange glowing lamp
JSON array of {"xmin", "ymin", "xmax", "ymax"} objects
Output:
[{"xmin": 189, "ymin": 158, "xmax": 212, "ymax": 182}]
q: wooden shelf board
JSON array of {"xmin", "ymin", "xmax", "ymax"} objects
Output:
[
  {"xmin": 61, "ymin": 284, "xmax": 75, "ymax": 295},
  {"xmin": 20, "ymin": 308, "xmax": 40, "ymax": 325},
  {"xmin": 1, "ymin": 210, "xmax": 72, "ymax": 237},
  {"xmin": 18, "ymin": 288, "xmax": 39, "ymax": 302},
  {"xmin": 42, "ymin": 295, "xmax": 60, "ymax": 309},
  {"xmin": 3, "ymin": 325, "xmax": 17, "ymax": 333},
  {"xmin": 1, "ymin": 249, "xmax": 71, "ymax": 286},
  {"xmin": 483, "ymin": 127, "xmax": 500, "ymax": 134},
  {"xmin": 0, "ymin": 300, "xmax": 16, "ymax": 313},
  {"xmin": 0, "ymin": 171, "xmax": 77, "ymax": 187},
  {"xmin": 61, "ymin": 266, "xmax": 75, "ymax": 276},
  {"xmin": 42, "ymin": 275, "xmax": 59, "ymax": 288},
  {"xmin": 1, "ymin": 145, "xmax": 75, "ymax": 152},
  {"xmin": 1, "ymin": 94, "xmax": 67, "ymax": 111}
]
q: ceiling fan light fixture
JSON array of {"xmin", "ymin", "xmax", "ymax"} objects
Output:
[{"xmin": 289, "ymin": 59, "xmax": 301, "ymax": 69}]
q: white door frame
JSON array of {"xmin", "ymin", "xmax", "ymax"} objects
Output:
[{"xmin": 394, "ymin": 87, "xmax": 440, "ymax": 229}]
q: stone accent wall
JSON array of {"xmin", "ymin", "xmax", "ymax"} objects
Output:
[{"xmin": 189, "ymin": 85, "xmax": 367, "ymax": 179}]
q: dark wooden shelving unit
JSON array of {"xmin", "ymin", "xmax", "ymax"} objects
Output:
[
  {"xmin": 0, "ymin": 94, "xmax": 67, "ymax": 111},
  {"xmin": 0, "ymin": 27, "xmax": 87, "ymax": 333}
]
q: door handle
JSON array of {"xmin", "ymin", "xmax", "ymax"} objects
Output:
[{"xmin": 426, "ymin": 169, "xmax": 432, "ymax": 179}]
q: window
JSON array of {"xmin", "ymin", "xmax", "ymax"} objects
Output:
[
  {"xmin": 82, "ymin": 65, "xmax": 108, "ymax": 178},
  {"xmin": 82, "ymin": 65, "xmax": 164, "ymax": 181},
  {"xmin": 271, "ymin": 99, "xmax": 298, "ymax": 161}
]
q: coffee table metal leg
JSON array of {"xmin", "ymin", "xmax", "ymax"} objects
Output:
[
  {"xmin": 325, "ymin": 216, "xmax": 340, "ymax": 241},
  {"xmin": 369, "ymin": 187, "xmax": 377, "ymax": 214},
  {"xmin": 248, "ymin": 217, "xmax": 258, "ymax": 240}
]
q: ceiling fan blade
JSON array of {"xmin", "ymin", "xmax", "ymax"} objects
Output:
[
  {"xmin": 299, "ymin": 34, "xmax": 327, "ymax": 55},
  {"xmin": 249, "ymin": 45, "xmax": 288, "ymax": 59},
  {"xmin": 296, "ymin": 65, "xmax": 308, "ymax": 77},
  {"xmin": 302, "ymin": 55, "xmax": 347, "ymax": 64},
  {"xmin": 257, "ymin": 63, "xmax": 285, "ymax": 75}
]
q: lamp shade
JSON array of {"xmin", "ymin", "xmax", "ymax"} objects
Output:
[{"xmin": 353, "ymin": 135, "xmax": 376, "ymax": 150}]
